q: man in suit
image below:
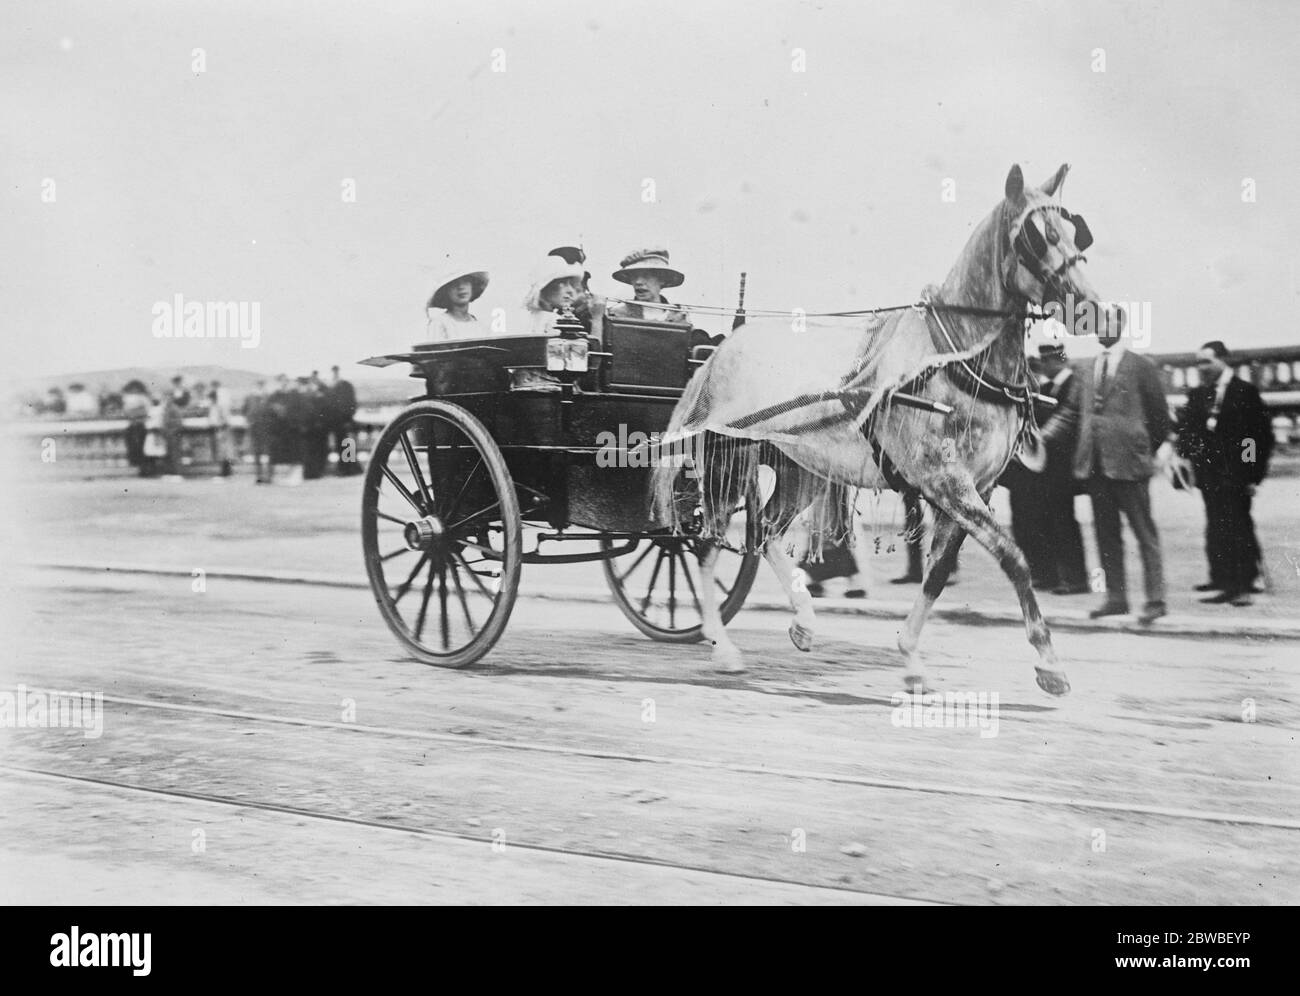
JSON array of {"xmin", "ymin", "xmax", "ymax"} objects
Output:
[
  {"xmin": 1042, "ymin": 311, "xmax": 1172, "ymax": 623},
  {"xmin": 1176, "ymin": 341, "xmax": 1272, "ymax": 606},
  {"xmin": 999, "ymin": 356, "xmax": 1057, "ymax": 589},
  {"xmin": 326, "ymin": 365, "xmax": 362, "ymax": 476},
  {"xmin": 1035, "ymin": 343, "xmax": 1090, "ymax": 594}
]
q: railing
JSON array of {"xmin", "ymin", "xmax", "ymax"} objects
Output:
[{"xmin": 6, "ymin": 410, "xmax": 396, "ymax": 469}]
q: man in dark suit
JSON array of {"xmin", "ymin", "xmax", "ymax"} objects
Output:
[
  {"xmin": 1043, "ymin": 314, "xmax": 1172, "ymax": 623},
  {"xmin": 1000, "ymin": 357, "xmax": 1056, "ymax": 589},
  {"xmin": 326, "ymin": 365, "xmax": 362, "ymax": 476},
  {"xmin": 1035, "ymin": 343, "xmax": 1090, "ymax": 594},
  {"xmin": 1176, "ymin": 341, "xmax": 1272, "ymax": 606}
]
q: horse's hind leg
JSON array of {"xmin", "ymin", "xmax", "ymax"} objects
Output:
[
  {"xmin": 930, "ymin": 484, "xmax": 1069, "ymax": 696},
  {"xmin": 763, "ymin": 542, "xmax": 817, "ymax": 652},
  {"xmin": 699, "ymin": 543, "xmax": 745, "ymax": 673},
  {"xmin": 897, "ymin": 510, "xmax": 965, "ymax": 693}
]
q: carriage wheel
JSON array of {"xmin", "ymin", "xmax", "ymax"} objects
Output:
[
  {"xmin": 599, "ymin": 480, "xmax": 762, "ymax": 643},
  {"xmin": 362, "ymin": 401, "xmax": 521, "ymax": 667}
]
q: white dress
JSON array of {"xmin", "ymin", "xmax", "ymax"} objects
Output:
[{"xmin": 417, "ymin": 310, "xmax": 482, "ymax": 344}]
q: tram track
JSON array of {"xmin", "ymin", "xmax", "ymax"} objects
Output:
[
  {"xmin": 0, "ymin": 764, "xmax": 934, "ymax": 905},
  {"xmin": 11, "ymin": 687, "xmax": 1298, "ymax": 831}
]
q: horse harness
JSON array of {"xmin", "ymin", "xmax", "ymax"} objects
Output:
[
  {"xmin": 1013, "ymin": 204, "xmax": 1093, "ymax": 294},
  {"xmin": 844, "ymin": 303, "xmax": 1050, "ymax": 492}
]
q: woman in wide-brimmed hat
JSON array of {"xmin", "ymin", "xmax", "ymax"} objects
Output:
[
  {"xmin": 420, "ymin": 265, "xmax": 489, "ymax": 342},
  {"xmin": 607, "ymin": 249, "xmax": 689, "ymax": 324},
  {"xmin": 522, "ymin": 256, "xmax": 586, "ymax": 335}
]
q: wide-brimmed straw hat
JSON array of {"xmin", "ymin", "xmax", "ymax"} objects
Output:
[
  {"xmin": 524, "ymin": 256, "xmax": 585, "ymax": 311},
  {"xmin": 612, "ymin": 249, "xmax": 684, "ymax": 288},
  {"xmin": 428, "ymin": 266, "xmax": 489, "ymax": 310}
]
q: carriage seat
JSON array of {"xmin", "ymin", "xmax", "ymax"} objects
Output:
[{"xmin": 603, "ymin": 318, "xmax": 693, "ymax": 395}]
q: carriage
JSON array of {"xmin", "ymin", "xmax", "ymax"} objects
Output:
[{"xmin": 358, "ymin": 317, "xmax": 760, "ymax": 666}]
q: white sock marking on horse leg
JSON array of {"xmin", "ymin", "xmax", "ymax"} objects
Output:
[
  {"xmin": 764, "ymin": 543, "xmax": 815, "ymax": 628},
  {"xmin": 698, "ymin": 544, "xmax": 740, "ymax": 661}
]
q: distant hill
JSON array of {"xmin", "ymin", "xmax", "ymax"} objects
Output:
[{"xmin": 8, "ymin": 364, "xmax": 417, "ymax": 410}]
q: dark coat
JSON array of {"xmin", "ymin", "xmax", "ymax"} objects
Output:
[
  {"xmin": 1036, "ymin": 367, "xmax": 1087, "ymax": 492},
  {"xmin": 326, "ymin": 380, "xmax": 358, "ymax": 425},
  {"xmin": 1043, "ymin": 349, "xmax": 1172, "ymax": 481},
  {"xmin": 1177, "ymin": 376, "xmax": 1272, "ymax": 486}
]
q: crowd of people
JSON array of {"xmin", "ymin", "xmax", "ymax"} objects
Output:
[
  {"xmin": 241, "ymin": 368, "xmax": 361, "ymax": 485},
  {"xmin": 1005, "ymin": 333, "xmax": 1273, "ymax": 614},
  {"xmin": 119, "ymin": 368, "xmax": 360, "ymax": 483},
  {"xmin": 123, "ymin": 375, "xmax": 232, "ymax": 481}
]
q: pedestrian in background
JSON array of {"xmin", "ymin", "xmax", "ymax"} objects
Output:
[
  {"xmin": 161, "ymin": 389, "xmax": 185, "ymax": 481},
  {"xmin": 141, "ymin": 396, "xmax": 166, "ymax": 477},
  {"xmin": 999, "ymin": 354, "xmax": 1056, "ymax": 589},
  {"xmin": 1043, "ymin": 310, "xmax": 1172, "ymax": 623},
  {"xmin": 243, "ymin": 380, "xmax": 272, "ymax": 483},
  {"xmin": 208, "ymin": 380, "xmax": 233, "ymax": 477},
  {"xmin": 798, "ymin": 537, "xmax": 867, "ymax": 598},
  {"xmin": 327, "ymin": 366, "xmax": 361, "ymax": 476},
  {"xmin": 301, "ymin": 377, "xmax": 330, "ymax": 480},
  {"xmin": 1176, "ymin": 340, "xmax": 1273, "ymax": 606},
  {"xmin": 1033, "ymin": 343, "xmax": 1090, "ymax": 594},
  {"xmin": 268, "ymin": 374, "xmax": 302, "ymax": 485},
  {"xmin": 121, "ymin": 379, "xmax": 150, "ymax": 471}
]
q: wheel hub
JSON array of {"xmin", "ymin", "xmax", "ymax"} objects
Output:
[{"xmin": 404, "ymin": 515, "xmax": 445, "ymax": 550}]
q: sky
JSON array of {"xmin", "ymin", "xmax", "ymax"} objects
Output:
[{"xmin": 4, "ymin": 0, "xmax": 1299, "ymax": 386}]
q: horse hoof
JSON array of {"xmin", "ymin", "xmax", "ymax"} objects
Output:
[
  {"xmin": 712, "ymin": 645, "xmax": 746, "ymax": 674},
  {"xmin": 1035, "ymin": 667, "xmax": 1071, "ymax": 697},
  {"xmin": 903, "ymin": 673, "xmax": 928, "ymax": 695},
  {"xmin": 788, "ymin": 621, "xmax": 814, "ymax": 652}
]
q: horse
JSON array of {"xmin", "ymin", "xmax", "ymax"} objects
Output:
[{"xmin": 654, "ymin": 163, "xmax": 1110, "ymax": 696}]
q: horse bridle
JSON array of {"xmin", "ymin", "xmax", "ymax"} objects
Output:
[{"xmin": 1012, "ymin": 203, "xmax": 1093, "ymax": 298}]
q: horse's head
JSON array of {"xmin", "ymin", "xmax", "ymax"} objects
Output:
[{"xmin": 1001, "ymin": 163, "xmax": 1113, "ymax": 335}]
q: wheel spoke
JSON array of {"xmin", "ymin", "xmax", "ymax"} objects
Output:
[
  {"xmin": 380, "ymin": 547, "xmax": 410, "ymax": 563},
  {"xmin": 448, "ymin": 500, "xmax": 500, "ymax": 532},
  {"xmin": 437, "ymin": 559, "xmax": 451, "ymax": 650},
  {"xmin": 381, "ymin": 462, "xmax": 423, "ymax": 514},
  {"xmin": 452, "ymin": 548, "xmax": 496, "ymax": 598},
  {"xmin": 445, "ymin": 458, "xmax": 484, "ymax": 522},
  {"xmin": 616, "ymin": 542, "xmax": 656, "ymax": 584},
  {"xmin": 414, "ymin": 558, "xmax": 437, "ymax": 641},
  {"xmin": 448, "ymin": 555, "xmax": 476, "ymax": 632},
  {"xmin": 640, "ymin": 547, "xmax": 667, "ymax": 612},
  {"xmin": 676, "ymin": 548, "xmax": 703, "ymax": 615},
  {"xmin": 399, "ymin": 430, "xmax": 435, "ymax": 513},
  {"xmin": 668, "ymin": 551, "xmax": 677, "ymax": 628},
  {"xmin": 376, "ymin": 510, "xmax": 408, "ymax": 526},
  {"xmin": 393, "ymin": 552, "xmax": 430, "ymax": 603}
]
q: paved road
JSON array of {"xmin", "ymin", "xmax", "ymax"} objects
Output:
[
  {"xmin": 2, "ymin": 565, "xmax": 1295, "ymax": 904},
  {"xmin": 5, "ymin": 466, "xmax": 1298, "ymax": 625}
]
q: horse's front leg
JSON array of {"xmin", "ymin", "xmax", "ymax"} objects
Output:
[
  {"xmin": 763, "ymin": 542, "xmax": 817, "ymax": 652},
  {"xmin": 928, "ymin": 484, "xmax": 1069, "ymax": 696},
  {"xmin": 897, "ymin": 510, "xmax": 965, "ymax": 693},
  {"xmin": 698, "ymin": 542, "xmax": 745, "ymax": 673}
]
